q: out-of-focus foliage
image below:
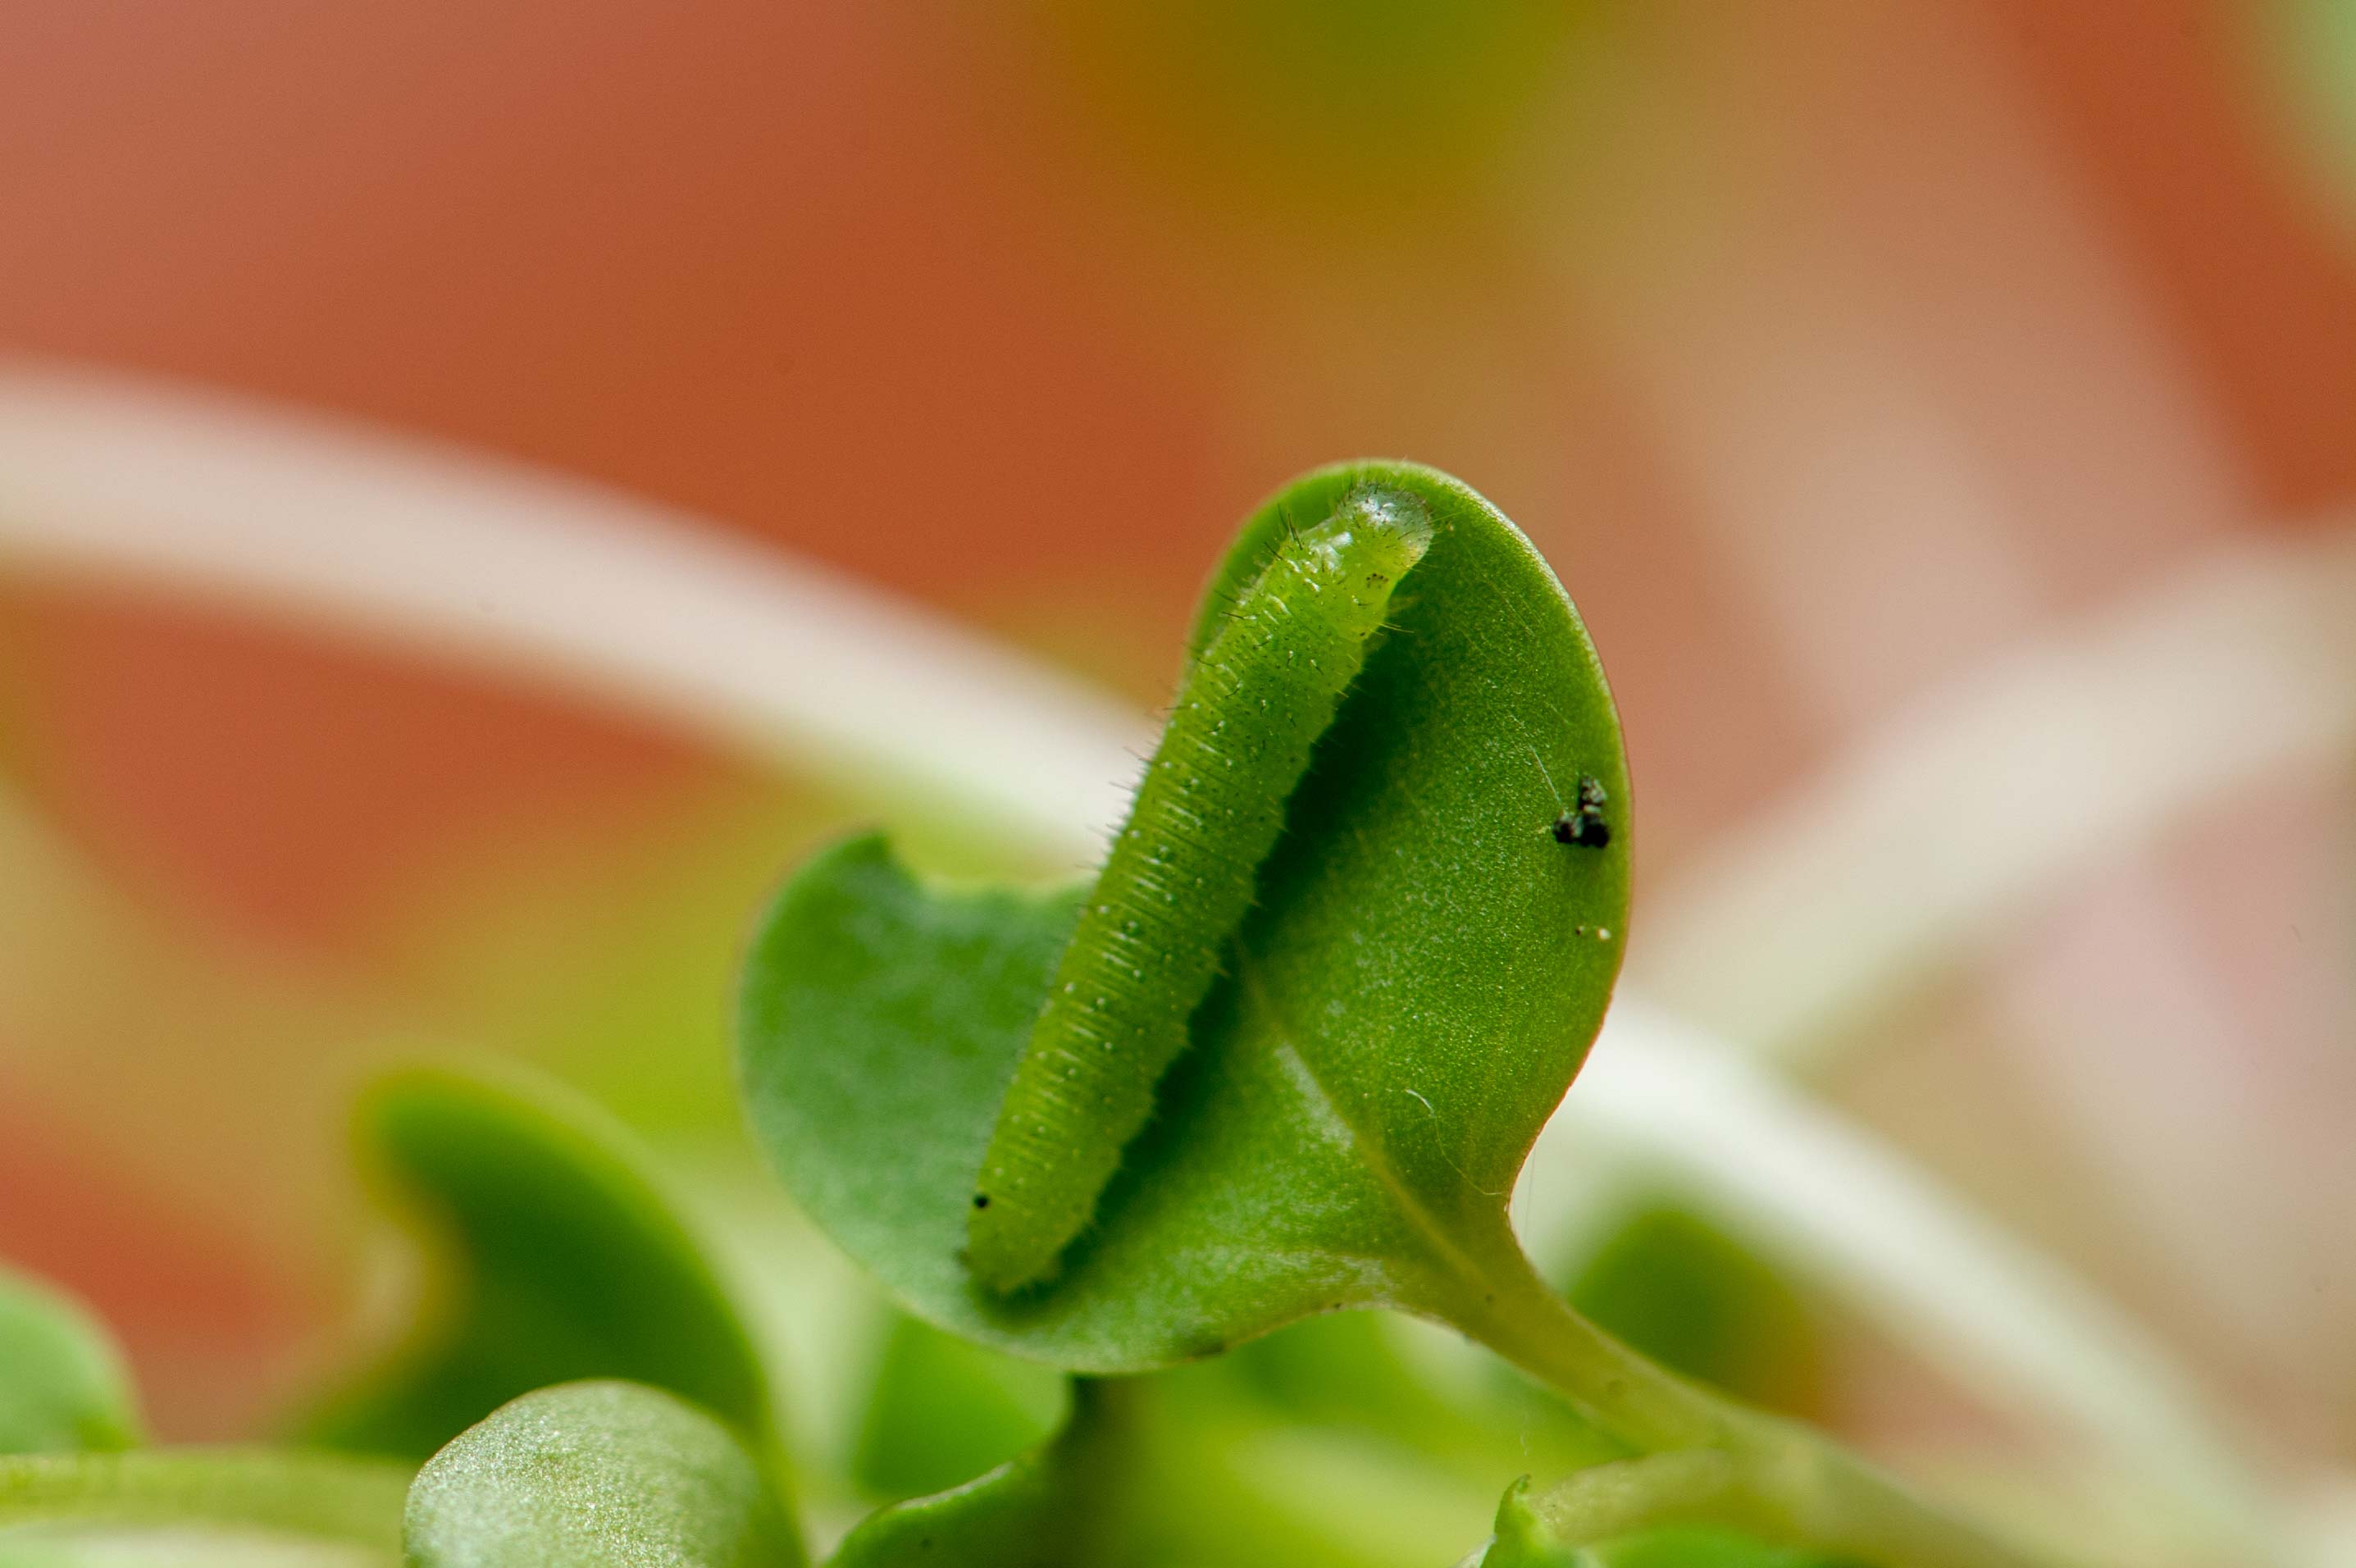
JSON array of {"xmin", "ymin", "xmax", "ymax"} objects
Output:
[
  {"xmin": 1038, "ymin": 0, "xmax": 1584, "ymax": 221},
  {"xmin": 296, "ymin": 1065, "xmax": 777, "ymax": 1465},
  {"xmin": 850, "ymin": 1315, "xmax": 1063, "ymax": 1501},
  {"xmin": 828, "ymin": 1380, "xmax": 1128, "ymax": 1568},
  {"xmin": 2264, "ymin": 0, "xmax": 2356, "ymax": 231},
  {"xmin": 1565, "ymin": 1207, "xmax": 1823, "ymax": 1416},
  {"xmin": 0, "ymin": 1274, "xmax": 141, "ymax": 1456}
]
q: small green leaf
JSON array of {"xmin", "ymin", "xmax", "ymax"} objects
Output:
[
  {"xmin": 0, "ymin": 1448, "xmax": 408, "ymax": 1555},
  {"xmin": 827, "ymin": 1380, "xmax": 1129, "ymax": 1568},
  {"xmin": 403, "ymin": 1381, "xmax": 800, "ymax": 1568},
  {"xmin": 0, "ymin": 1272, "xmax": 141, "ymax": 1455},
  {"xmin": 298, "ymin": 1064, "xmax": 777, "ymax": 1465},
  {"xmin": 740, "ymin": 461, "xmax": 1629, "ymax": 1368}
]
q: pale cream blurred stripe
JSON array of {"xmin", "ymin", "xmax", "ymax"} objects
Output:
[
  {"xmin": 0, "ymin": 360, "xmax": 1152, "ymax": 875},
  {"xmin": 1542, "ymin": 997, "xmax": 2291, "ymax": 1565},
  {"xmin": 1528, "ymin": 0, "xmax": 2340, "ymax": 1390},
  {"xmin": 1638, "ymin": 535, "xmax": 2356, "ymax": 1058}
]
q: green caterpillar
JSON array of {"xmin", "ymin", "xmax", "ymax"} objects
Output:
[{"xmin": 967, "ymin": 484, "xmax": 1436, "ymax": 1293}]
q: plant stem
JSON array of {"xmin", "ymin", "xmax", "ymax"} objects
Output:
[{"xmin": 1448, "ymin": 1239, "xmax": 2048, "ymax": 1568}]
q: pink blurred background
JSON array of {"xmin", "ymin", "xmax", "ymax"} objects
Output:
[{"xmin": 2, "ymin": 0, "xmax": 2353, "ymax": 1475}]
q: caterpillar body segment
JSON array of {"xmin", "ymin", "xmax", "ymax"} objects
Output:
[{"xmin": 966, "ymin": 485, "xmax": 1435, "ymax": 1293}]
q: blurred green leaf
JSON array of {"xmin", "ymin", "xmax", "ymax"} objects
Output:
[
  {"xmin": 851, "ymin": 1315, "xmax": 1064, "ymax": 1501},
  {"xmin": 1187, "ymin": 1312, "xmax": 1620, "ymax": 1493},
  {"xmin": 1566, "ymin": 1208, "xmax": 1822, "ymax": 1415},
  {"xmin": 1039, "ymin": 0, "xmax": 1580, "ymax": 227},
  {"xmin": 298, "ymin": 1064, "xmax": 777, "ymax": 1465},
  {"xmin": 828, "ymin": 1380, "xmax": 1128, "ymax": 1568},
  {"xmin": 403, "ymin": 1381, "xmax": 800, "ymax": 1568},
  {"xmin": 385, "ymin": 794, "xmax": 841, "ymax": 1141},
  {"xmin": 739, "ymin": 461, "xmax": 1630, "ymax": 1370},
  {"xmin": 0, "ymin": 1449, "xmax": 407, "ymax": 1562},
  {"xmin": 2263, "ymin": 0, "xmax": 2356, "ymax": 229},
  {"xmin": 0, "ymin": 1272, "xmax": 140, "ymax": 1455}
]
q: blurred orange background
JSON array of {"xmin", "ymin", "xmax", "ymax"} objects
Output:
[{"xmin": 2, "ymin": 0, "xmax": 2354, "ymax": 1470}]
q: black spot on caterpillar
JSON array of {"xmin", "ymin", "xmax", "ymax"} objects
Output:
[{"xmin": 966, "ymin": 484, "xmax": 1437, "ymax": 1293}]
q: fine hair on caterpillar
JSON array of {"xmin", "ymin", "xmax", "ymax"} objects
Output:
[{"xmin": 966, "ymin": 483, "xmax": 1437, "ymax": 1293}]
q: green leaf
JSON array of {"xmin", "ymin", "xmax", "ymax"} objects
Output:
[
  {"xmin": 827, "ymin": 1380, "xmax": 1129, "ymax": 1568},
  {"xmin": 403, "ymin": 1381, "xmax": 800, "ymax": 1568},
  {"xmin": 0, "ymin": 1272, "xmax": 141, "ymax": 1455},
  {"xmin": 0, "ymin": 1448, "xmax": 408, "ymax": 1558},
  {"xmin": 297, "ymin": 1064, "xmax": 777, "ymax": 1465},
  {"xmin": 739, "ymin": 460, "xmax": 1630, "ymax": 1369},
  {"xmin": 736, "ymin": 464, "xmax": 2035, "ymax": 1568}
]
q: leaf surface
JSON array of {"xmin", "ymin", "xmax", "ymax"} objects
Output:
[
  {"xmin": 403, "ymin": 1381, "xmax": 800, "ymax": 1568},
  {"xmin": 739, "ymin": 461, "xmax": 1629, "ymax": 1368}
]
